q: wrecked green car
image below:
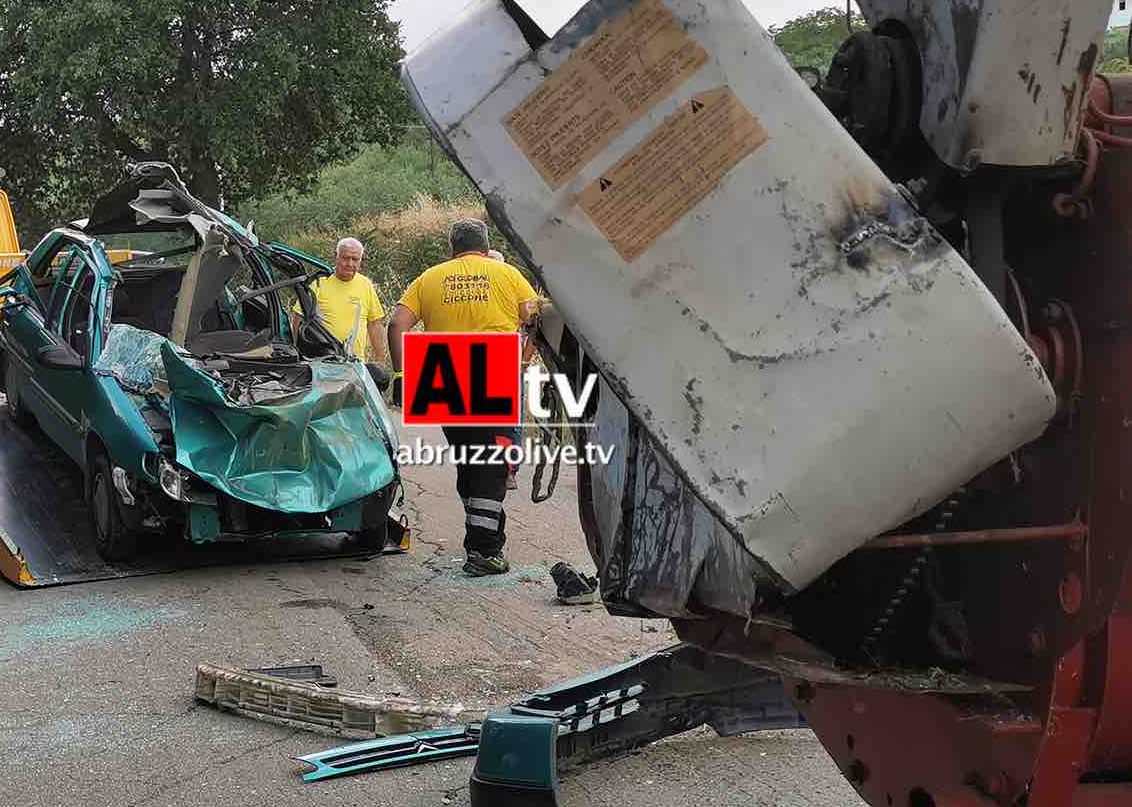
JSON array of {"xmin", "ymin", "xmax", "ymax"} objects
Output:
[{"xmin": 0, "ymin": 163, "xmax": 400, "ymax": 561}]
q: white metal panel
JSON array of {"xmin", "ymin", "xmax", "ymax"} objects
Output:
[
  {"xmin": 859, "ymin": 0, "xmax": 1111, "ymax": 168},
  {"xmin": 404, "ymin": 0, "xmax": 1056, "ymax": 591},
  {"xmin": 399, "ymin": 0, "xmax": 531, "ymax": 123}
]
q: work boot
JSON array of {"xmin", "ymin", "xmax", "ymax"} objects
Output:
[
  {"xmin": 463, "ymin": 551, "xmax": 510, "ymax": 577},
  {"xmin": 550, "ymin": 561, "xmax": 599, "ymax": 605}
]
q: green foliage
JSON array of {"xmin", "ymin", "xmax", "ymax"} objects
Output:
[
  {"xmin": 0, "ymin": 0, "xmax": 413, "ymax": 241},
  {"xmin": 237, "ymin": 134, "xmax": 478, "ymax": 239},
  {"xmin": 1103, "ymin": 26, "xmax": 1132, "ymax": 73},
  {"xmin": 769, "ymin": 7, "xmax": 866, "ymax": 73},
  {"xmin": 243, "ymin": 137, "xmax": 529, "ymax": 309},
  {"xmin": 1104, "ymin": 26, "xmax": 1130, "ymax": 63},
  {"xmin": 280, "ymin": 205, "xmax": 532, "ymax": 313}
]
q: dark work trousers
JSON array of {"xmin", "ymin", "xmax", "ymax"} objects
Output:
[{"xmin": 442, "ymin": 426, "xmax": 510, "ymax": 557}]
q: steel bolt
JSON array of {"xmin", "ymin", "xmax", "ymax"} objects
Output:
[
  {"xmin": 794, "ymin": 681, "xmax": 816, "ymax": 704},
  {"xmin": 1059, "ymin": 572, "xmax": 1083, "ymax": 615}
]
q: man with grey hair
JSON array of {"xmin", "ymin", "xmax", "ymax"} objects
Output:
[
  {"xmin": 291, "ymin": 236, "xmax": 386, "ymax": 364},
  {"xmin": 388, "ymin": 218, "xmax": 542, "ymax": 576}
]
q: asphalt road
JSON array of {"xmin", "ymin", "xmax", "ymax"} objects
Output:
[{"xmin": 0, "ymin": 425, "xmax": 864, "ymax": 807}]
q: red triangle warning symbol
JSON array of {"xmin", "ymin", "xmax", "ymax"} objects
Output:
[
  {"xmin": 599, "ymin": 177, "xmax": 613, "ymax": 192},
  {"xmin": 691, "ymin": 98, "xmax": 705, "ymax": 113}
]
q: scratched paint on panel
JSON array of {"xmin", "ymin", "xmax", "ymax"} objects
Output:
[
  {"xmin": 504, "ymin": 0, "xmax": 709, "ymax": 189},
  {"xmin": 578, "ymin": 86, "xmax": 769, "ymax": 262}
]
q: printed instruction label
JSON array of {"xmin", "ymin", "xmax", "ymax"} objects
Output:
[
  {"xmin": 504, "ymin": 0, "xmax": 708, "ymax": 189},
  {"xmin": 578, "ymin": 87, "xmax": 768, "ymax": 263}
]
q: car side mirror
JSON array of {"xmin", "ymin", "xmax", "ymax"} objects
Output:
[
  {"xmin": 0, "ymin": 285, "xmax": 29, "ymax": 314},
  {"xmin": 0, "ymin": 284, "xmax": 21, "ymax": 299},
  {"xmin": 36, "ymin": 343, "xmax": 84, "ymax": 370}
]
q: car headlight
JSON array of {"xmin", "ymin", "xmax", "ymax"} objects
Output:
[{"xmin": 159, "ymin": 458, "xmax": 186, "ymax": 501}]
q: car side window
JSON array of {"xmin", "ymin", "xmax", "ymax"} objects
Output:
[
  {"xmin": 46, "ymin": 247, "xmax": 84, "ymax": 329},
  {"xmin": 60, "ymin": 266, "xmax": 96, "ymax": 360}
]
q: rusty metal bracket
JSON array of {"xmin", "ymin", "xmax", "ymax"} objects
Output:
[{"xmin": 861, "ymin": 522, "xmax": 1088, "ymax": 551}]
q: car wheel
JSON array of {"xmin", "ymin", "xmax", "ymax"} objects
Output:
[
  {"xmin": 4, "ymin": 357, "xmax": 34, "ymax": 427},
  {"xmin": 89, "ymin": 452, "xmax": 138, "ymax": 562},
  {"xmin": 356, "ymin": 486, "xmax": 395, "ymax": 550},
  {"xmin": 355, "ymin": 525, "xmax": 387, "ymax": 551}
]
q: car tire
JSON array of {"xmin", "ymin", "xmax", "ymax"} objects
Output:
[
  {"xmin": 89, "ymin": 452, "xmax": 138, "ymax": 562},
  {"xmin": 355, "ymin": 524, "xmax": 388, "ymax": 551},
  {"xmin": 356, "ymin": 486, "xmax": 395, "ymax": 550},
  {"xmin": 4, "ymin": 357, "xmax": 34, "ymax": 428}
]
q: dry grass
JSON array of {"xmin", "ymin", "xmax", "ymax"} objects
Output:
[
  {"xmin": 290, "ymin": 195, "xmax": 487, "ymax": 252},
  {"xmin": 355, "ymin": 195, "xmax": 487, "ymax": 240}
]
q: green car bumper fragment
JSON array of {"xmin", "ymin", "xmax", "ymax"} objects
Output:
[{"xmin": 161, "ymin": 342, "xmax": 396, "ymax": 514}]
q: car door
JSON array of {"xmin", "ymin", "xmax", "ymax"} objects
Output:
[
  {"xmin": 4, "ymin": 235, "xmax": 104, "ymax": 462},
  {"xmin": 38, "ymin": 252, "xmax": 105, "ymax": 462},
  {"xmin": 0, "ymin": 240, "xmax": 69, "ymax": 441}
]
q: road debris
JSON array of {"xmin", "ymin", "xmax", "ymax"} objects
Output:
[
  {"xmin": 244, "ymin": 664, "xmax": 338, "ymax": 688},
  {"xmin": 549, "ymin": 562, "xmax": 599, "ymax": 605},
  {"xmin": 295, "ymin": 642, "xmax": 804, "ymax": 799},
  {"xmin": 194, "ymin": 662, "xmax": 485, "ymax": 739},
  {"xmin": 296, "ymin": 725, "xmax": 482, "ymax": 782}
]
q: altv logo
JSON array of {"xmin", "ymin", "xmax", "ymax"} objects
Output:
[{"xmin": 401, "ymin": 332, "xmax": 597, "ymax": 426}]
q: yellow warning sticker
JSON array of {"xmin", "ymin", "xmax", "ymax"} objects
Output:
[
  {"xmin": 578, "ymin": 87, "xmax": 768, "ymax": 263},
  {"xmin": 504, "ymin": 0, "xmax": 709, "ymax": 190}
]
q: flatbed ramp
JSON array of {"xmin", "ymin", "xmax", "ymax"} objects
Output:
[{"xmin": 0, "ymin": 408, "xmax": 388, "ymax": 588}]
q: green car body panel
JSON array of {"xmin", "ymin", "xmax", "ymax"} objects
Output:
[{"xmin": 0, "ymin": 165, "xmax": 398, "ymax": 552}]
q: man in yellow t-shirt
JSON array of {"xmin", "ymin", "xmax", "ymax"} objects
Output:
[
  {"xmin": 291, "ymin": 237, "xmax": 387, "ymax": 361},
  {"xmin": 388, "ymin": 219, "xmax": 541, "ymax": 577}
]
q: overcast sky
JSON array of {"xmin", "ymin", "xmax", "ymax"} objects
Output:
[{"xmin": 390, "ymin": 0, "xmax": 1132, "ymax": 54}]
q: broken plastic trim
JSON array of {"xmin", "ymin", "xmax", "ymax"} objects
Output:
[
  {"xmin": 296, "ymin": 643, "xmax": 805, "ymax": 790},
  {"xmin": 194, "ymin": 663, "xmax": 485, "ymax": 739},
  {"xmin": 297, "ymin": 726, "xmax": 482, "ymax": 782}
]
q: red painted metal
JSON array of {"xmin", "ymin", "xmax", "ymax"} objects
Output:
[
  {"xmin": 786, "ymin": 677, "xmax": 1041, "ymax": 805},
  {"xmin": 1029, "ymin": 709, "xmax": 1098, "ymax": 807},
  {"xmin": 1076, "ymin": 784, "xmax": 1132, "ymax": 806},
  {"xmin": 1028, "ymin": 643, "xmax": 1095, "ymax": 807},
  {"xmin": 1087, "ymin": 98, "xmax": 1132, "ymax": 127},
  {"xmin": 787, "ymin": 76, "xmax": 1132, "ymax": 806},
  {"xmin": 1084, "ymin": 79, "xmax": 1114, "ymax": 131},
  {"xmin": 1091, "ymin": 129, "xmax": 1132, "ymax": 148},
  {"xmin": 1087, "ymin": 576, "xmax": 1132, "ymax": 769}
]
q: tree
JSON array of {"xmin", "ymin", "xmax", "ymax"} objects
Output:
[
  {"xmin": 1101, "ymin": 25, "xmax": 1132, "ymax": 73},
  {"xmin": 0, "ymin": 0, "xmax": 413, "ymax": 240},
  {"xmin": 769, "ymin": 6, "xmax": 867, "ymax": 74}
]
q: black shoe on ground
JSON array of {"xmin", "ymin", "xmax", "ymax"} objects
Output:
[{"xmin": 550, "ymin": 561, "xmax": 599, "ymax": 605}]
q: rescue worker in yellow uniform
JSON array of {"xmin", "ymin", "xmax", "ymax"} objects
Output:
[
  {"xmin": 388, "ymin": 219, "xmax": 540, "ymax": 576},
  {"xmin": 291, "ymin": 236, "xmax": 388, "ymax": 388}
]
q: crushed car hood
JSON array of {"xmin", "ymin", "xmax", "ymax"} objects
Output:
[{"xmin": 96, "ymin": 324, "xmax": 397, "ymax": 513}]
